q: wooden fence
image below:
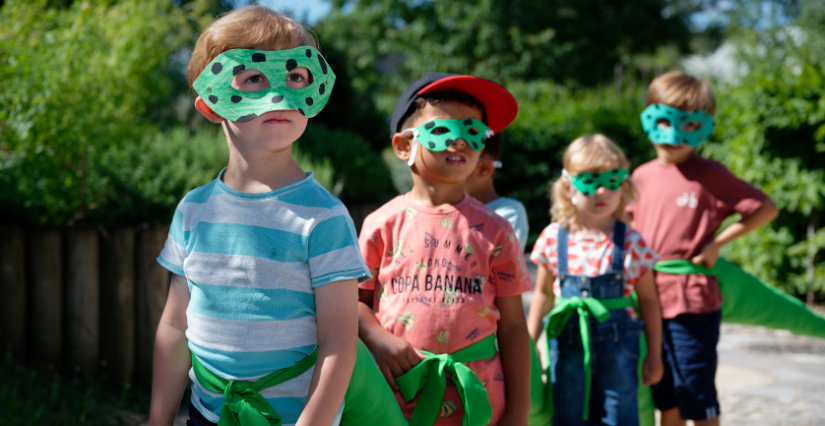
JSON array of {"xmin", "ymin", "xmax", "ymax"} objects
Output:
[
  {"xmin": 0, "ymin": 225, "xmax": 170, "ymax": 382},
  {"xmin": 0, "ymin": 204, "xmax": 377, "ymax": 383}
]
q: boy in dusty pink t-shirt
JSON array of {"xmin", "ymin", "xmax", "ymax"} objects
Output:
[
  {"xmin": 629, "ymin": 72, "xmax": 779, "ymax": 426},
  {"xmin": 357, "ymin": 73, "xmax": 533, "ymax": 426}
]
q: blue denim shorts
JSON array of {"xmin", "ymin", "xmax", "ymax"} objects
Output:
[
  {"xmin": 552, "ymin": 313, "xmax": 643, "ymax": 426},
  {"xmin": 187, "ymin": 404, "xmax": 217, "ymax": 426},
  {"xmin": 651, "ymin": 310, "xmax": 721, "ymax": 420}
]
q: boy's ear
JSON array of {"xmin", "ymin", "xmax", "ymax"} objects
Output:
[
  {"xmin": 392, "ymin": 132, "xmax": 413, "ymax": 163},
  {"xmin": 194, "ymin": 96, "xmax": 225, "ymax": 123},
  {"xmin": 476, "ymin": 156, "xmax": 496, "ymax": 179}
]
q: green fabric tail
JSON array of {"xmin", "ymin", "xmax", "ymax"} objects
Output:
[
  {"xmin": 655, "ymin": 258, "xmax": 825, "ymax": 339},
  {"xmin": 395, "ymin": 333, "xmax": 497, "ymax": 426},
  {"xmin": 528, "ymin": 336, "xmax": 553, "ymax": 426},
  {"xmin": 637, "ymin": 331, "xmax": 655, "ymax": 426},
  {"xmin": 340, "ymin": 339, "xmax": 408, "ymax": 426}
]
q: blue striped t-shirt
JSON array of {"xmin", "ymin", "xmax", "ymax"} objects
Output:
[{"xmin": 157, "ymin": 169, "xmax": 370, "ymax": 425}]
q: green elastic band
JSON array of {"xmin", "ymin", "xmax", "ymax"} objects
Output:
[
  {"xmin": 544, "ymin": 295, "xmax": 634, "ymax": 421},
  {"xmin": 396, "ymin": 333, "xmax": 497, "ymax": 426},
  {"xmin": 192, "ymin": 348, "xmax": 318, "ymax": 426}
]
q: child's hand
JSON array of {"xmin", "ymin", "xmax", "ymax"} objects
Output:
[
  {"xmin": 691, "ymin": 241, "xmax": 720, "ymax": 268},
  {"xmin": 371, "ymin": 332, "xmax": 427, "ymax": 389},
  {"xmin": 641, "ymin": 352, "xmax": 664, "ymax": 386}
]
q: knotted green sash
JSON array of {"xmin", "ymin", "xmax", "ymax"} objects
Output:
[
  {"xmin": 191, "ymin": 339, "xmax": 408, "ymax": 426},
  {"xmin": 654, "ymin": 258, "xmax": 825, "ymax": 339},
  {"xmin": 191, "ymin": 348, "xmax": 317, "ymax": 426},
  {"xmin": 396, "ymin": 333, "xmax": 497, "ymax": 426},
  {"xmin": 543, "ymin": 295, "xmax": 633, "ymax": 420}
]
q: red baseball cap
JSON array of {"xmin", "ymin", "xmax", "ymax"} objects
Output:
[{"xmin": 390, "ymin": 72, "xmax": 519, "ymax": 138}]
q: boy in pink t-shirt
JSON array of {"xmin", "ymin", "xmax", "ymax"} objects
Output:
[
  {"xmin": 629, "ymin": 72, "xmax": 779, "ymax": 426},
  {"xmin": 357, "ymin": 73, "xmax": 533, "ymax": 426}
]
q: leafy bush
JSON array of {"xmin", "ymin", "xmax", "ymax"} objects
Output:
[
  {"xmin": 0, "ymin": 0, "xmax": 206, "ymax": 226},
  {"xmin": 297, "ymin": 122, "xmax": 393, "ymax": 202}
]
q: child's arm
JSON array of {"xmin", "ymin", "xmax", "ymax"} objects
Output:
[
  {"xmin": 298, "ymin": 278, "xmax": 358, "ymax": 426},
  {"xmin": 149, "ymin": 274, "xmax": 192, "ymax": 426},
  {"xmin": 693, "ymin": 197, "xmax": 779, "ymax": 268},
  {"xmin": 634, "ymin": 270, "xmax": 664, "ymax": 386},
  {"xmin": 496, "ymin": 295, "xmax": 532, "ymax": 426},
  {"xmin": 526, "ymin": 265, "xmax": 556, "ymax": 343},
  {"xmin": 357, "ymin": 289, "xmax": 425, "ymax": 389}
]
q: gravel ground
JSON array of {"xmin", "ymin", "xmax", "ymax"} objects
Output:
[{"xmin": 715, "ymin": 323, "xmax": 825, "ymax": 426}]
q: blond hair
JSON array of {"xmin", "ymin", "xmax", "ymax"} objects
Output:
[
  {"xmin": 646, "ymin": 71, "xmax": 716, "ymax": 115},
  {"xmin": 186, "ymin": 6, "xmax": 317, "ymax": 89},
  {"xmin": 550, "ymin": 134, "xmax": 637, "ymax": 229}
]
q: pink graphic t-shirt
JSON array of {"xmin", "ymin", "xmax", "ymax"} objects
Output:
[
  {"xmin": 359, "ymin": 194, "xmax": 533, "ymax": 426},
  {"xmin": 530, "ymin": 222, "xmax": 659, "ymax": 318}
]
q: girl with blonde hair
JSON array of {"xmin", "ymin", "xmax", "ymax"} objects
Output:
[{"xmin": 527, "ymin": 134, "xmax": 664, "ymax": 425}]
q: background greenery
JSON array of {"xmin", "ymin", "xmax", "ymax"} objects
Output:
[{"xmin": 0, "ymin": 0, "xmax": 822, "ymax": 305}]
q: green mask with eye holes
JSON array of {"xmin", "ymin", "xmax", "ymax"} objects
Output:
[
  {"xmin": 568, "ymin": 168, "xmax": 629, "ymax": 196},
  {"xmin": 193, "ymin": 46, "xmax": 335, "ymax": 122},
  {"xmin": 640, "ymin": 103, "xmax": 715, "ymax": 147},
  {"xmin": 411, "ymin": 118, "xmax": 494, "ymax": 152}
]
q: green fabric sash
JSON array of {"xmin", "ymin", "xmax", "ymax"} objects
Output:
[
  {"xmin": 527, "ymin": 336, "xmax": 554, "ymax": 426},
  {"xmin": 396, "ymin": 333, "xmax": 497, "ymax": 426},
  {"xmin": 191, "ymin": 348, "xmax": 317, "ymax": 426},
  {"xmin": 544, "ymin": 295, "xmax": 633, "ymax": 421},
  {"xmin": 341, "ymin": 339, "xmax": 409, "ymax": 425},
  {"xmin": 654, "ymin": 258, "xmax": 825, "ymax": 339}
]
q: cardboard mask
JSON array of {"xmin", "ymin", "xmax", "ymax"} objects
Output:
[
  {"xmin": 640, "ymin": 103, "xmax": 715, "ymax": 147},
  {"xmin": 566, "ymin": 168, "xmax": 629, "ymax": 196},
  {"xmin": 193, "ymin": 46, "xmax": 335, "ymax": 122},
  {"xmin": 403, "ymin": 118, "xmax": 494, "ymax": 166}
]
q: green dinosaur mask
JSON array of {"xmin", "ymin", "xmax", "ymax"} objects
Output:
[
  {"xmin": 193, "ymin": 46, "xmax": 335, "ymax": 122},
  {"xmin": 566, "ymin": 168, "xmax": 629, "ymax": 196},
  {"xmin": 640, "ymin": 103, "xmax": 715, "ymax": 147}
]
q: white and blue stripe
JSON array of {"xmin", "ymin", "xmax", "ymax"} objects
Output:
[{"xmin": 157, "ymin": 169, "xmax": 368, "ymax": 424}]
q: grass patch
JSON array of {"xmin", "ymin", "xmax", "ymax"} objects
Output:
[{"xmin": 0, "ymin": 352, "xmax": 154, "ymax": 425}]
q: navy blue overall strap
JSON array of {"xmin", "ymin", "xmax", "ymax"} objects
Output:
[
  {"xmin": 557, "ymin": 222, "xmax": 625, "ymax": 277},
  {"xmin": 557, "ymin": 225, "xmax": 569, "ymax": 276},
  {"xmin": 610, "ymin": 221, "xmax": 626, "ymax": 274}
]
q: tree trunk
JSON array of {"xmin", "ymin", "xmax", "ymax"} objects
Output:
[
  {"xmin": 65, "ymin": 228, "xmax": 99, "ymax": 373},
  {"xmin": 27, "ymin": 229, "xmax": 62, "ymax": 369},
  {"xmin": 0, "ymin": 227, "xmax": 26, "ymax": 359},
  {"xmin": 100, "ymin": 228, "xmax": 136, "ymax": 382},
  {"xmin": 136, "ymin": 225, "xmax": 171, "ymax": 377}
]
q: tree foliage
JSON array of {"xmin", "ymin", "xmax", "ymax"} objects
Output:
[
  {"xmin": 315, "ymin": 0, "xmax": 691, "ymax": 117},
  {"xmin": 700, "ymin": 0, "xmax": 825, "ymax": 300}
]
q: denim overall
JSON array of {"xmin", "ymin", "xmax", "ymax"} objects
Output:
[{"xmin": 551, "ymin": 222, "xmax": 643, "ymax": 426}]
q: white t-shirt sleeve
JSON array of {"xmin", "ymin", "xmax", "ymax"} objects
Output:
[{"xmin": 489, "ymin": 197, "xmax": 530, "ymax": 252}]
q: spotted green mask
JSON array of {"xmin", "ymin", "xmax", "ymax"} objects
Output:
[
  {"xmin": 566, "ymin": 168, "xmax": 629, "ymax": 196},
  {"xmin": 640, "ymin": 103, "xmax": 715, "ymax": 147},
  {"xmin": 193, "ymin": 46, "xmax": 335, "ymax": 122},
  {"xmin": 411, "ymin": 118, "xmax": 493, "ymax": 152}
]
